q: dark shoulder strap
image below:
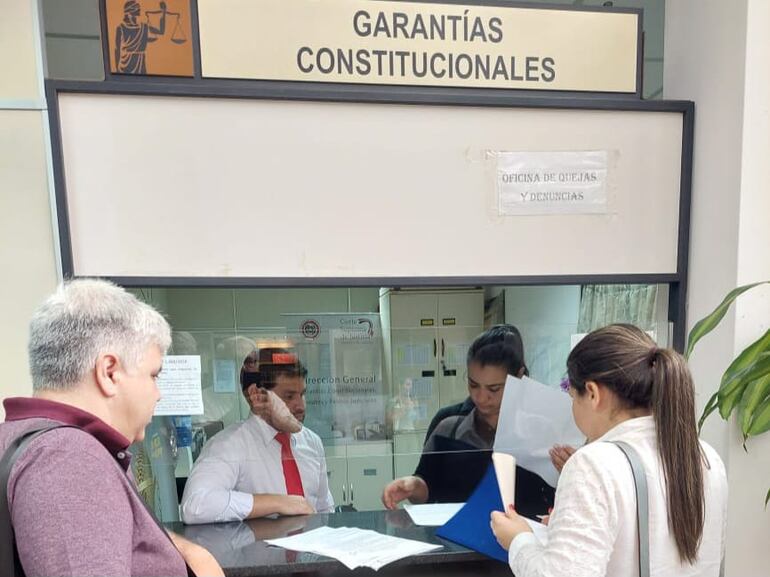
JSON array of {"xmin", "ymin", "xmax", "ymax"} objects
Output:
[
  {"xmin": 612, "ymin": 440, "xmax": 650, "ymax": 577},
  {"xmin": 0, "ymin": 424, "xmax": 75, "ymax": 577}
]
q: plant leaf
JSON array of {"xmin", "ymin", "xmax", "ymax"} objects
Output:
[
  {"xmin": 698, "ymin": 392, "xmax": 720, "ymax": 433},
  {"xmin": 739, "ymin": 374, "xmax": 770, "ymax": 435},
  {"xmin": 747, "ymin": 396, "xmax": 770, "ymax": 436},
  {"xmin": 718, "ymin": 352, "xmax": 770, "ymax": 419},
  {"xmin": 685, "ymin": 281, "xmax": 769, "ymax": 359},
  {"xmin": 721, "ymin": 329, "xmax": 770, "ymax": 390}
]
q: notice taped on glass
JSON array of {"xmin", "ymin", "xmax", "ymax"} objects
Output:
[
  {"xmin": 496, "ymin": 150, "xmax": 608, "ymax": 216},
  {"xmin": 154, "ymin": 355, "xmax": 204, "ymax": 416}
]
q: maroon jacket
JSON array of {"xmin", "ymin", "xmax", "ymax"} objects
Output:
[{"xmin": 1, "ymin": 397, "xmax": 187, "ymax": 577}]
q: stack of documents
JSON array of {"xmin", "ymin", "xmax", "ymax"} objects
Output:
[{"xmin": 264, "ymin": 526, "xmax": 442, "ymax": 570}]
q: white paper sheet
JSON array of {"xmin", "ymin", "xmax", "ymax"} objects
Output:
[
  {"xmin": 154, "ymin": 355, "xmax": 204, "ymax": 415},
  {"xmin": 403, "ymin": 502, "xmax": 464, "ymax": 526},
  {"xmin": 265, "ymin": 526, "xmax": 442, "ymax": 571},
  {"xmin": 492, "ymin": 452, "xmax": 516, "ymax": 509},
  {"xmin": 496, "ymin": 150, "xmax": 608, "ymax": 216},
  {"xmin": 493, "ymin": 375, "xmax": 584, "ymax": 487}
]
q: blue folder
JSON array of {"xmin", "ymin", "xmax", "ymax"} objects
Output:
[{"xmin": 435, "ymin": 463, "xmax": 508, "ymax": 563}]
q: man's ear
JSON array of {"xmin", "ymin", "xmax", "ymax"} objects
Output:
[{"xmin": 94, "ymin": 353, "xmax": 120, "ymax": 398}]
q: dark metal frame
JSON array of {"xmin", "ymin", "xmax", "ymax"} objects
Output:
[
  {"xmin": 45, "ymin": 78, "xmax": 694, "ymax": 349},
  {"xmin": 48, "ymin": 1, "xmax": 690, "ymax": 348}
]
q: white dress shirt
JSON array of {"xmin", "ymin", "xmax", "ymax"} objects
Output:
[
  {"xmin": 509, "ymin": 416, "xmax": 727, "ymax": 577},
  {"xmin": 181, "ymin": 414, "xmax": 334, "ymax": 524}
]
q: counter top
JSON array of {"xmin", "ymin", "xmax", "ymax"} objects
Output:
[{"xmin": 169, "ymin": 509, "xmax": 509, "ymax": 577}]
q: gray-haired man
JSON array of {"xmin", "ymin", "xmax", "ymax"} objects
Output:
[{"xmin": 0, "ymin": 279, "xmax": 222, "ymax": 577}]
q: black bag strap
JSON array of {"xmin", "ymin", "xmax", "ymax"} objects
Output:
[
  {"xmin": 0, "ymin": 424, "xmax": 75, "ymax": 577},
  {"xmin": 612, "ymin": 440, "xmax": 650, "ymax": 577}
]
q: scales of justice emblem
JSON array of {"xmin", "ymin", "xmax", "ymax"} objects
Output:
[{"xmin": 114, "ymin": 0, "xmax": 188, "ymax": 74}]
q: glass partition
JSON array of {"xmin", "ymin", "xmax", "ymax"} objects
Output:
[{"xmin": 129, "ymin": 284, "xmax": 670, "ymax": 521}]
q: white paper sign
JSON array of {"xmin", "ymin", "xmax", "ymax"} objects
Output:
[
  {"xmin": 154, "ymin": 355, "xmax": 204, "ymax": 416},
  {"xmin": 284, "ymin": 313, "xmax": 385, "ymax": 441},
  {"xmin": 497, "ymin": 150, "xmax": 608, "ymax": 215}
]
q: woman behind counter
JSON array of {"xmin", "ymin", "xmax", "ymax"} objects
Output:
[
  {"xmin": 382, "ymin": 325, "xmax": 555, "ymax": 518},
  {"xmin": 491, "ymin": 324, "xmax": 728, "ymax": 577}
]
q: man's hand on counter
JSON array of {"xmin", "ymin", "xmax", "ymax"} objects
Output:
[
  {"xmin": 381, "ymin": 476, "xmax": 429, "ymax": 510},
  {"xmin": 279, "ymin": 495, "xmax": 316, "ymax": 516},
  {"xmin": 248, "ymin": 494, "xmax": 315, "ymax": 519}
]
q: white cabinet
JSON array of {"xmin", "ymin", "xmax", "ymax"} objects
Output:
[
  {"xmin": 380, "ymin": 289, "xmax": 484, "ymax": 479},
  {"xmin": 324, "ymin": 445, "xmax": 348, "ymax": 507},
  {"xmin": 324, "ymin": 442, "xmax": 392, "ymax": 511},
  {"xmin": 347, "ymin": 443, "xmax": 393, "ymax": 511}
]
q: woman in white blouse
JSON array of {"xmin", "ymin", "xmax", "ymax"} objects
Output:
[{"xmin": 491, "ymin": 324, "xmax": 727, "ymax": 577}]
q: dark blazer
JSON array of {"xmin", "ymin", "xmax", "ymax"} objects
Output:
[{"xmin": 415, "ymin": 407, "xmax": 555, "ymax": 518}]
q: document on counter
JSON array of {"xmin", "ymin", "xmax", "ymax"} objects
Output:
[
  {"xmin": 264, "ymin": 526, "xmax": 442, "ymax": 571},
  {"xmin": 404, "ymin": 502, "xmax": 464, "ymax": 526},
  {"xmin": 493, "ymin": 375, "xmax": 584, "ymax": 487}
]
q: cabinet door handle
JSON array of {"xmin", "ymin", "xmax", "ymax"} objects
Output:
[
  {"xmin": 342, "ymin": 483, "xmax": 347, "ymax": 503},
  {"xmin": 441, "ymin": 338, "xmax": 445, "ymax": 358},
  {"xmin": 350, "ymin": 482, "xmax": 354, "ymax": 503},
  {"xmin": 433, "ymin": 338, "xmax": 437, "ymax": 357}
]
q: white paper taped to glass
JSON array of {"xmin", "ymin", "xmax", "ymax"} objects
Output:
[
  {"xmin": 496, "ymin": 150, "xmax": 609, "ymax": 216},
  {"xmin": 493, "ymin": 375, "xmax": 584, "ymax": 487}
]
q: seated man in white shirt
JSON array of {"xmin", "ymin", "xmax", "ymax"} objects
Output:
[{"xmin": 181, "ymin": 349, "xmax": 334, "ymax": 523}]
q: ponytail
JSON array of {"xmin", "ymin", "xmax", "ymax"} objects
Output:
[
  {"xmin": 567, "ymin": 324, "xmax": 705, "ymax": 564},
  {"xmin": 650, "ymin": 348, "xmax": 705, "ymax": 564}
]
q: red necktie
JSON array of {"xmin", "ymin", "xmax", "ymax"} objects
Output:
[{"xmin": 275, "ymin": 432, "xmax": 305, "ymax": 497}]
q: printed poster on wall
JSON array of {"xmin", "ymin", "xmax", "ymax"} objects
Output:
[
  {"xmin": 283, "ymin": 313, "xmax": 385, "ymax": 442},
  {"xmin": 496, "ymin": 150, "xmax": 608, "ymax": 215}
]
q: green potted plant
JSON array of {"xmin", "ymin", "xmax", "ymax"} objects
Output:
[{"xmin": 687, "ymin": 281, "xmax": 770, "ymax": 506}]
